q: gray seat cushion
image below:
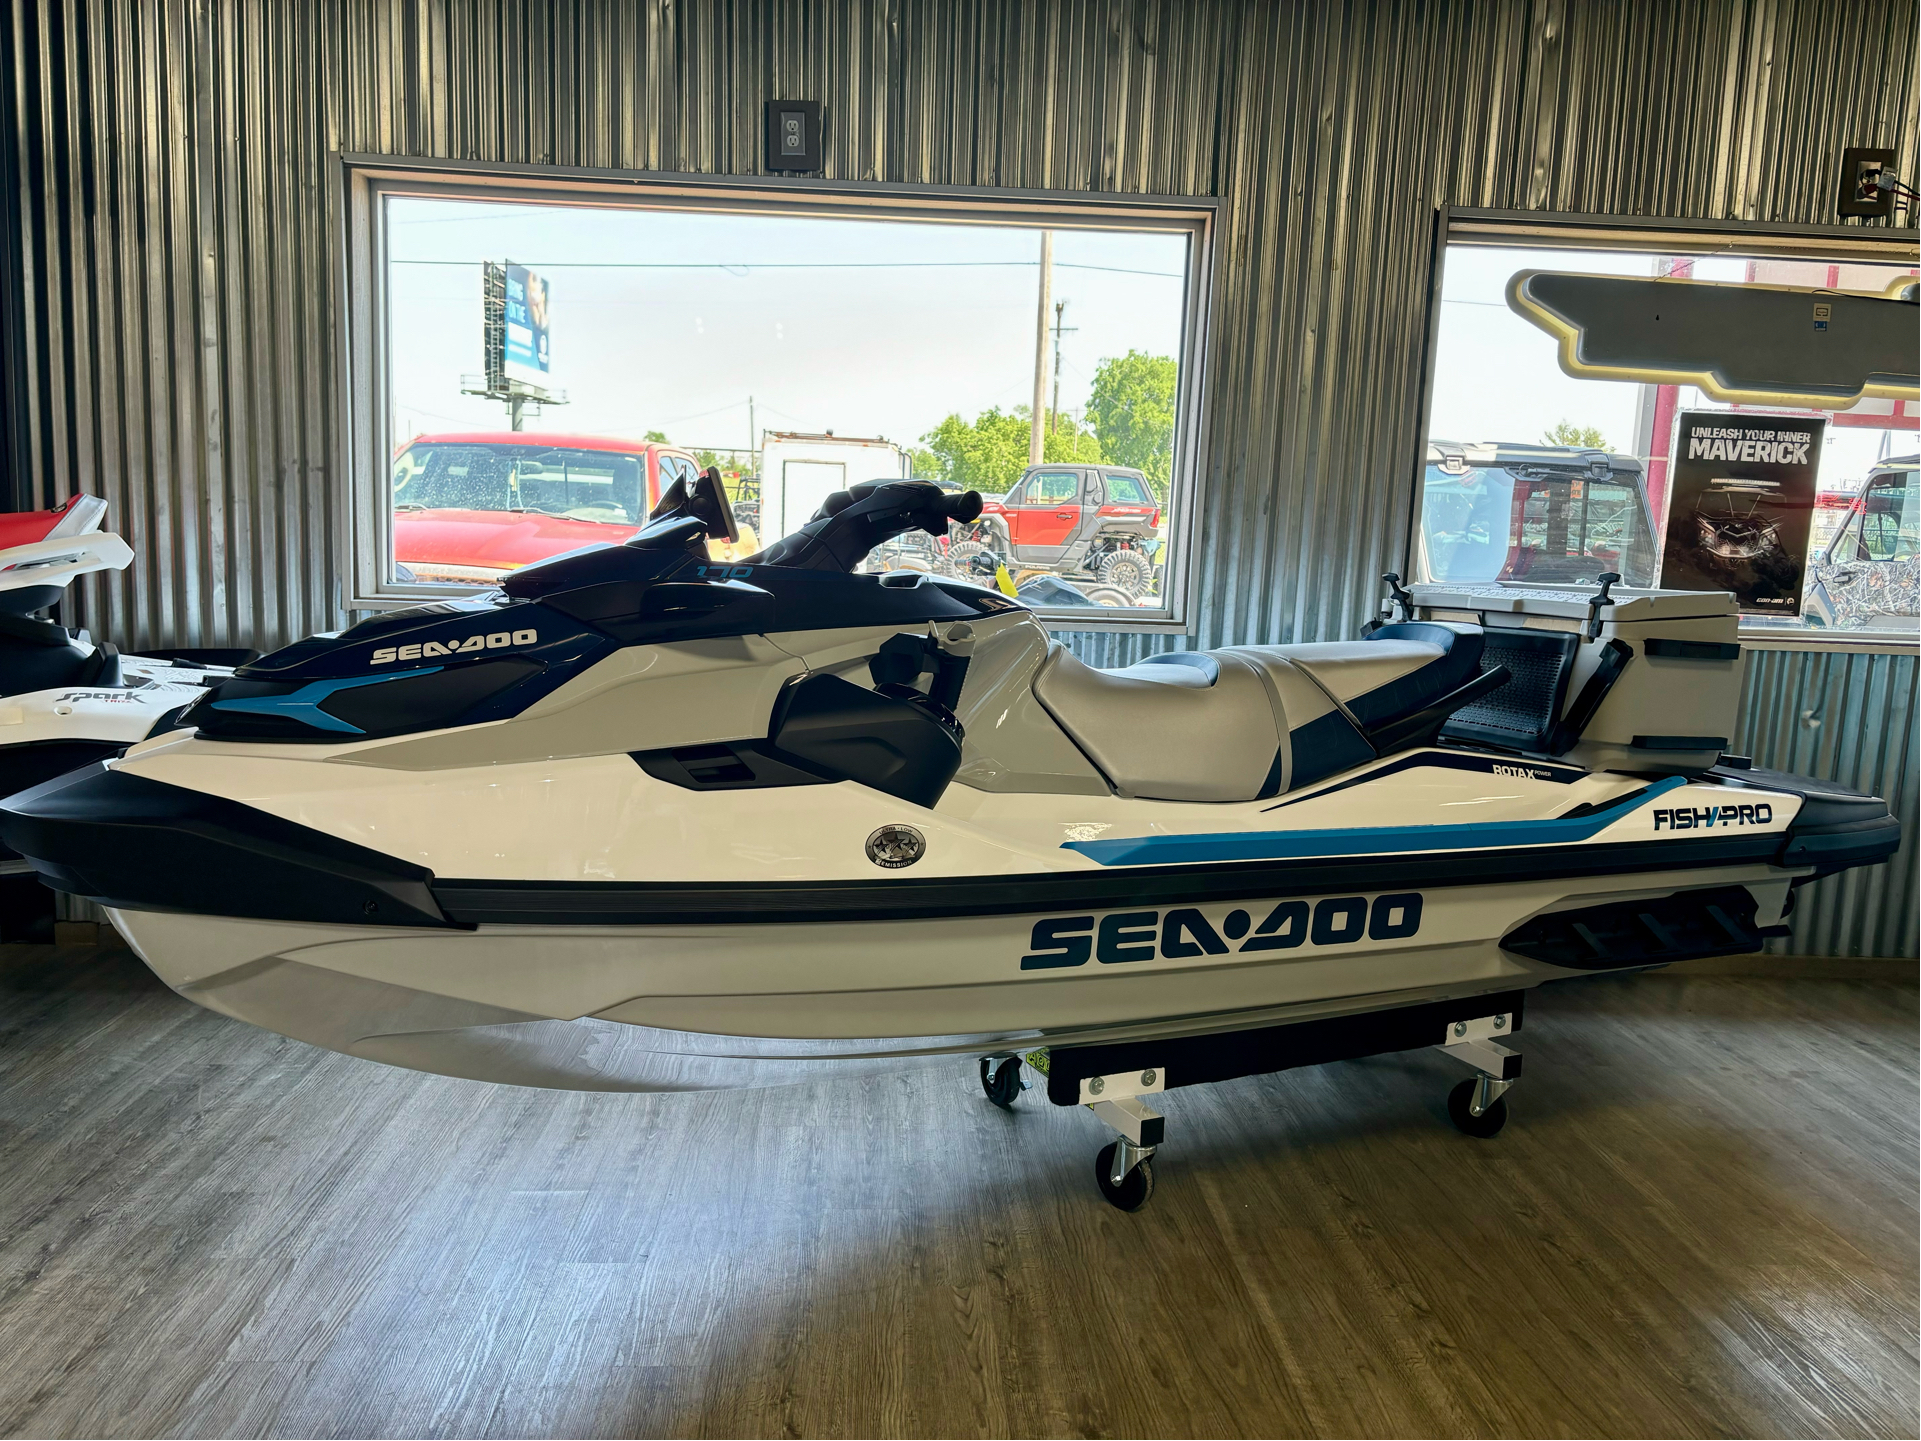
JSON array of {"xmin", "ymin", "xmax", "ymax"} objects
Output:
[
  {"xmin": 1033, "ymin": 648, "xmax": 1280, "ymax": 800},
  {"xmin": 1134, "ymin": 651, "xmax": 1220, "ymax": 684},
  {"xmin": 1031, "ymin": 623, "xmax": 1486, "ymax": 802}
]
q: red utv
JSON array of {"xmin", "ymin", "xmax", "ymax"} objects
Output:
[{"xmin": 964, "ymin": 464, "xmax": 1163, "ymax": 596}]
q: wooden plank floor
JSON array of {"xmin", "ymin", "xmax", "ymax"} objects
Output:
[{"xmin": 0, "ymin": 943, "xmax": 1913, "ymax": 1439}]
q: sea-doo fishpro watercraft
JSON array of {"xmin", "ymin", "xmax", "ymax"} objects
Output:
[
  {"xmin": 0, "ymin": 496, "xmax": 243, "ymax": 834},
  {"xmin": 0, "ymin": 474, "xmax": 1898, "ymax": 1208}
]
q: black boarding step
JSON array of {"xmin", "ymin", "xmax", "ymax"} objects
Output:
[{"xmin": 1500, "ymin": 885, "xmax": 1787, "ymax": 971}]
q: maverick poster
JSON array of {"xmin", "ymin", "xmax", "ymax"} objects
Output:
[{"xmin": 1659, "ymin": 411, "xmax": 1825, "ymax": 616}]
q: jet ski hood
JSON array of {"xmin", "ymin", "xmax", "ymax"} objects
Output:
[{"xmin": 191, "ymin": 478, "xmax": 1008, "ymax": 744}]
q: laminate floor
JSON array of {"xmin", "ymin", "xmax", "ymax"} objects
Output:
[{"xmin": 0, "ymin": 942, "xmax": 1913, "ymax": 1439}]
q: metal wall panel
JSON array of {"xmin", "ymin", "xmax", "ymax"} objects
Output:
[
  {"xmin": 1736, "ymin": 648, "xmax": 1918, "ymax": 961},
  {"xmin": 2, "ymin": 0, "xmax": 1915, "ymax": 952}
]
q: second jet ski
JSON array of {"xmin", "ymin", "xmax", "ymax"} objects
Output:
[{"xmin": 0, "ymin": 495, "xmax": 246, "ymax": 820}]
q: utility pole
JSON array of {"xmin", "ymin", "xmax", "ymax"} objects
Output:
[
  {"xmin": 1029, "ymin": 230, "xmax": 1052, "ymax": 466},
  {"xmin": 748, "ymin": 395, "xmax": 756, "ymax": 458},
  {"xmin": 1049, "ymin": 299, "xmax": 1077, "ymax": 436}
]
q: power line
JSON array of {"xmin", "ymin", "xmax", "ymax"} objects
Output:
[{"xmin": 654, "ymin": 396, "xmax": 754, "ymax": 426}]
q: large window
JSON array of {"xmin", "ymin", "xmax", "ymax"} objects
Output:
[
  {"xmin": 1416, "ymin": 216, "xmax": 1918, "ymax": 642},
  {"xmin": 340, "ymin": 159, "xmax": 1215, "ymax": 629}
]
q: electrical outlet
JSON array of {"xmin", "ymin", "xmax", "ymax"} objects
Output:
[{"xmin": 765, "ymin": 101, "xmax": 822, "ymax": 172}]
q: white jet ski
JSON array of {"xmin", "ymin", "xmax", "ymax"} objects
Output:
[
  {"xmin": 0, "ymin": 474, "xmax": 1897, "ymax": 1208},
  {"xmin": 0, "ymin": 496, "xmax": 244, "ymax": 851}
]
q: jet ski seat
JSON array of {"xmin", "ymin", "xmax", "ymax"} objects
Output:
[{"xmin": 1033, "ymin": 622, "xmax": 1485, "ymax": 802}]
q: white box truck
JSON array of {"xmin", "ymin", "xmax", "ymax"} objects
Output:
[{"xmin": 757, "ymin": 431, "xmax": 909, "ymax": 540}]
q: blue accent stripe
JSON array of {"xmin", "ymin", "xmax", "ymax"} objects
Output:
[
  {"xmin": 210, "ymin": 666, "xmax": 443, "ymax": 735},
  {"xmin": 1064, "ymin": 776, "xmax": 1688, "ymax": 867}
]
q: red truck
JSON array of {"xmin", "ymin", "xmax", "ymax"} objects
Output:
[
  {"xmin": 391, "ymin": 431, "xmax": 756, "ymax": 584},
  {"xmin": 965, "ymin": 464, "xmax": 1163, "ymax": 595}
]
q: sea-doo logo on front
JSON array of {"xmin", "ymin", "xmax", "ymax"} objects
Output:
[
  {"xmin": 370, "ymin": 629, "xmax": 537, "ymax": 666},
  {"xmin": 1653, "ymin": 803, "xmax": 1773, "ymax": 831},
  {"xmin": 1022, "ymin": 894, "xmax": 1422, "ymax": 971}
]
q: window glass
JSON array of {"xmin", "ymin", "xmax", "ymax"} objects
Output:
[
  {"xmin": 1421, "ymin": 463, "xmax": 1655, "ymax": 586},
  {"xmin": 1857, "ymin": 471, "xmax": 1919, "ymax": 562},
  {"xmin": 393, "ymin": 443, "xmax": 646, "ymax": 523},
  {"xmin": 1420, "ymin": 238, "xmax": 1917, "ymax": 635},
  {"xmin": 368, "ymin": 180, "xmax": 1208, "ymax": 622},
  {"xmin": 1104, "ymin": 472, "xmax": 1150, "ymax": 504},
  {"xmin": 1028, "ymin": 472, "xmax": 1081, "ymax": 504}
]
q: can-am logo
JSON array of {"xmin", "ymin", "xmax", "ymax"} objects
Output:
[
  {"xmin": 1022, "ymin": 894, "xmax": 1423, "ymax": 971},
  {"xmin": 371, "ymin": 629, "xmax": 537, "ymax": 665},
  {"xmin": 1652, "ymin": 802, "xmax": 1773, "ymax": 831}
]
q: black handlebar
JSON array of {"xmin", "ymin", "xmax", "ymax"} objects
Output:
[{"xmin": 741, "ymin": 481, "xmax": 984, "ymax": 573}]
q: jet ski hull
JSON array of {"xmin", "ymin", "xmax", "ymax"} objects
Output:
[
  {"xmin": 94, "ymin": 852, "xmax": 1801, "ymax": 1090},
  {"xmin": 6, "ymin": 726, "xmax": 1890, "ymax": 1090}
]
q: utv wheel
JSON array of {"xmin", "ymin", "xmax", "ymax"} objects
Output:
[
  {"xmin": 980, "ymin": 1056, "xmax": 1023, "ymax": 1108},
  {"xmin": 1096, "ymin": 548, "xmax": 1153, "ymax": 596},
  {"xmin": 1447, "ymin": 1079, "xmax": 1509, "ymax": 1138},
  {"xmin": 1080, "ymin": 586, "xmax": 1134, "ymax": 607},
  {"xmin": 1094, "ymin": 1143, "xmax": 1155, "ymax": 1211},
  {"xmin": 943, "ymin": 539, "xmax": 988, "ymax": 575}
]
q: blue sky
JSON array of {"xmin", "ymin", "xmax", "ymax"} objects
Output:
[{"xmin": 386, "ymin": 196, "xmax": 1191, "ymax": 452}]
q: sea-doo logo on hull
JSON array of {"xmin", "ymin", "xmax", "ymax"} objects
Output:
[
  {"xmin": 1653, "ymin": 803, "xmax": 1772, "ymax": 831},
  {"xmin": 370, "ymin": 629, "xmax": 537, "ymax": 666},
  {"xmin": 1022, "ymin": 894, "xmax": 1423, "ymax": 970}
]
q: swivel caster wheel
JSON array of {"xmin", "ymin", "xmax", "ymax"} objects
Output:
[
  {"xmin": 1094, "ymin": 1142, "xmax": 1155, "ymax": 1211},
  {"xmin": 1447, "ymin": 1078, "xmax": 1509, "ymax": 1138},
  {"xmin": 979, "ymin": 1055, "xmax": 1024, "ymax": 1109}
]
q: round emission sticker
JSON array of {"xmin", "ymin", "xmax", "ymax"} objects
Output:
[{"xmin": 865, "ymin": 824, "xmax": 926, "ymax": 869}]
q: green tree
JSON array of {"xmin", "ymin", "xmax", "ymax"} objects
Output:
[
  {"xmin": 1541, "ymin": 420, "xmax": 1610, "ymax": 449},
  {"xmin": 695, "ymin": 448, "xmax": 755, "ymax": 477},
  {"xmin": 920, "ymin": 407, "xmax": 1103, "ymax": 491},
  {"xmin": 1086, "ymin": 351, "xmax": 1177, "ymax": 496},
  {"xmin": 1042, "ymin": 416, "xmax": 1104, "ymax": 467}
]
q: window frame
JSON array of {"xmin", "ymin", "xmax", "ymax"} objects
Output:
[
  {"xmin": 1410, "ymin": 207, "xmax": 1920, "ymax": 653},
  {"xmin": 333, "ymin": 153, "xmax": 1218, "ymax": 632}
]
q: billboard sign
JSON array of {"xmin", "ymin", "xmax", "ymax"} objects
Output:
[
  {"xmin": 502, "ymin": 262, "xmax": 551, "ymax": 386},
  {"xmin": 1658, "ymin": 410, "xmax": 1825, "ymax": 616}
]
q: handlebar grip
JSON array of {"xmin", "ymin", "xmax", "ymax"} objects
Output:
[{"xmin": 946, "ymin": 491, "xmax": 984, "ymax": 524}]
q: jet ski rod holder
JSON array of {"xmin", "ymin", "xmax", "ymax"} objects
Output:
[
  {"xmin": 1584, "ymin": 571, "xmax": 1621, "ymax": 640},
  {"xmin": 1372, "ymin": 571, "xmax": 1416, "ymax": 629}
]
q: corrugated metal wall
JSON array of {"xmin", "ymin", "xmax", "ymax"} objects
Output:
[
  {"xmin": 1736, "ymin": 649, "xmax": 1918, "ymax": 960},
  {"xmin": 2, "ymin": 0, "xmax": 1916, "ymax": 954}
]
